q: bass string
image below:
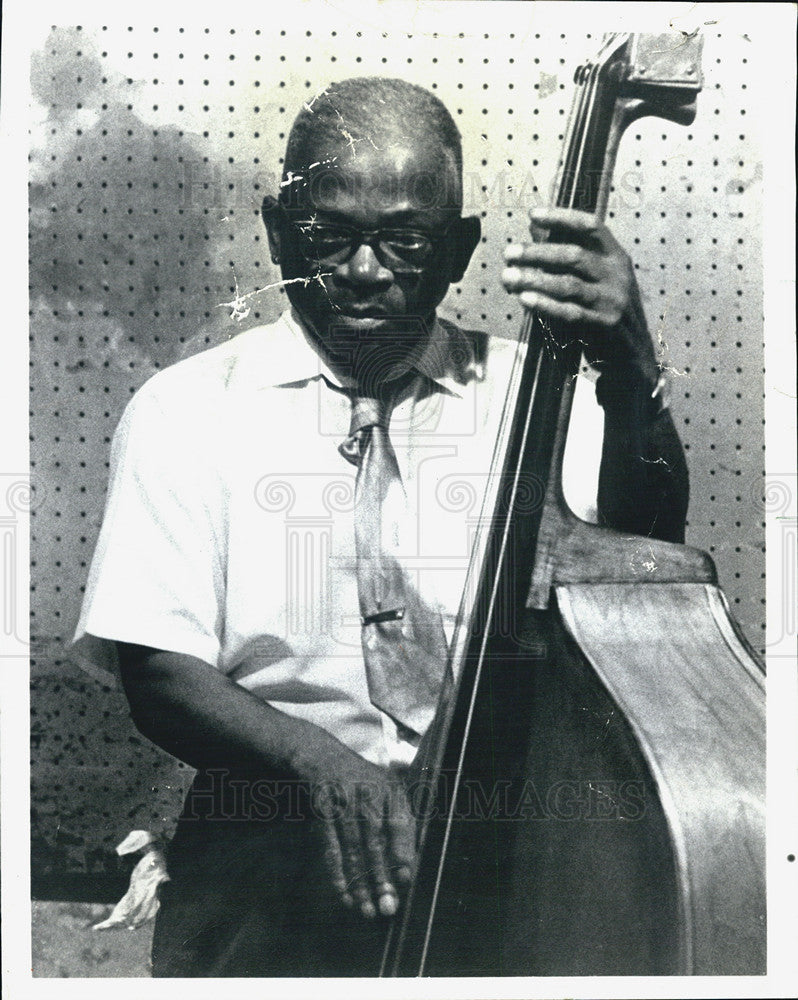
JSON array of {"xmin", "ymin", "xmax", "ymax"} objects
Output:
[
  {"xmin": 557, "ymin": 60, "xmax": 593, "ymax": 209},
  {"xmin": 559, "ymin": 33, "xmax": 622, "ymax": 212},
  {"xmin": 558, "ymin": 32, "xmax": 618, "ymax": 208},
  {"xmin": 567, "ymin": 60, "xmax": 602, "ymax": 210}
]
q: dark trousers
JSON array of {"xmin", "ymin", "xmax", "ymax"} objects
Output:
[{"xmin": 151, "ymin": 769, "xmax": 389, "ymax": 977}]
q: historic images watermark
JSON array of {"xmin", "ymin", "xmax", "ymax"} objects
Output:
[{"xmin": 181, "ymin": 767, "xmax": 648, "ymax": 824}]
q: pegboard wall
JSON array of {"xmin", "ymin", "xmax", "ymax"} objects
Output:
[{"xmin": 28, "ymin": 13, "xmax": 765, "ymax": 887}]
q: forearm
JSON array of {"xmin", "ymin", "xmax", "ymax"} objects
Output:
[
  {"xmin": 595, "ymin": 371, "xmax": 689, "ymax": 543},
  {"xmin": 117, "ymin": 642, "xmax": 348, "ymax": 779}
]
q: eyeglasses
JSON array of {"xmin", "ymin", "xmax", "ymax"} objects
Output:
[{"xmin": 284, "ymin": 213, "xmax": 458, "ymax": 274}]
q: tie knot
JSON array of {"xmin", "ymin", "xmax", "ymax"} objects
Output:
[
  {"xmin": 348, "ymin": 394, "xmax": 389, "ymax": 437},
  {"xmin": 348, "ymin": 371, "xmax": 415, "ymax": 436}
]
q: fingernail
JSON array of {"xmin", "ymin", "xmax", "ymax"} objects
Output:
[
  {"xmin": 361, "ymin": 901, "xmax": 376, "ymax": 919},
  {"xmin": 378, "ymin": 893, "xmax": 398, "ymax": 917},
  {"xmin": 341, "ymin": 893, "xmax": 354, "ymax": 909}
]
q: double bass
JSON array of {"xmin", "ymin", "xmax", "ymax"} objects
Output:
[{"xmin": 383, "ymin": 32, "xmax": 766, "ymax": 977}]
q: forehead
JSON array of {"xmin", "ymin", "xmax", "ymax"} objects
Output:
[{"xmin": 289, "ymin": 130, "xmax": 459, "ymax": 219}]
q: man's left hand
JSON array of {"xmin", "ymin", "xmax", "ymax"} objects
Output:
[{"xmin": 501, "ymin": 206, "xmax": 659, "ymax": 386}]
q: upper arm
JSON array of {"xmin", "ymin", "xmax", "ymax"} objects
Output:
[
  {"xmin": 76, "ymin": 383, "xmax": 226, "ymax": 668},
  {"xmin": 115, "ymin": 640, "xmax": 226, "ymax": 741}
]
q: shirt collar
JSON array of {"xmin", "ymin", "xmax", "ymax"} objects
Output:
[
  {"xmin": 413, "ymin": 317, "xmax": 482, "ymax": 399},
  {"xmin": 235, "ymin": 307, "xmax": 478, "ymax": 398}
]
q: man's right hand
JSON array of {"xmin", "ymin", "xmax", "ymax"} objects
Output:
[
  {"xmin": 117, "ymin": 643, "xmax": 418, "ymax": 920},
  {"xmin": 296, "ymin": 742, "xmax": 417, "ymax": 919}
]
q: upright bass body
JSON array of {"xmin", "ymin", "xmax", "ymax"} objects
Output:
[
  {"xmin": 384, "ymin": 33, "xmax": 766, "ymax": 977},
  {"xmin": 395, "ymin": 579, "xmax": 765, "ymax": 976}
]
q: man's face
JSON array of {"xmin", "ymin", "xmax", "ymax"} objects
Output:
[{"xmin": 267, "ymin": 129, "xmax": 477, "ymax": 384}]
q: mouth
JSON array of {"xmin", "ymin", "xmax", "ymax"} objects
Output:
[
  {"xmin": 331, "ymin": 305, "xmax": 395, "ymax": 331},
  {"xmin": 334, "ymin": 304, "xmax": 390, "ymax": 319}
]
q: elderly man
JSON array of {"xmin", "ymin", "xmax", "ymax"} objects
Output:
[{"xmin": 75, "ymin": 77, "xmax": 687, "ymax": 976}]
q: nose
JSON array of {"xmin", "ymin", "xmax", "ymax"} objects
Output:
[{"xmin": 336, "ymin": 240, "xmax": 393, "ymax": 288}]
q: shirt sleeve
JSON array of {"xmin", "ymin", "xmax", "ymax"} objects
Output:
[
  {"xmin": 595, "ymin": 365, "xmax": 689, "ymax": 543},
  {"xmin": 71, "ymin": 378, "xmax": 226, "ymax": 674}
]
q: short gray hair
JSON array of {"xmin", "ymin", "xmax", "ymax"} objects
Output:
[{"xmin": 281, "ymin": 77, "xmax": 463, "ymax": 209}]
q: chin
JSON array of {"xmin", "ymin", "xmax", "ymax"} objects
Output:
[{"xmin": 314, "ymin": 314, "xmax": 430, "ymax": 384}]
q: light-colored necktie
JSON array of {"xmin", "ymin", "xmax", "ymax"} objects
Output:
[{"xmin": 339, "ymin": 386, "xmax": 450, "ymax": 738}]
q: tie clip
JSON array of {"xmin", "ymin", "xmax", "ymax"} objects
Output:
[{"xmin": 362, "ymin": 607, "xmax": 405, "ymax": 626}]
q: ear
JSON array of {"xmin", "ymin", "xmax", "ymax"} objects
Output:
[
  {"xmin": 261, "ymin": 195, "xmax": 283, "ymax": 265},
  {"xmin": 448, "ymin": 215, "xmax": 481, "ymax": 283}
]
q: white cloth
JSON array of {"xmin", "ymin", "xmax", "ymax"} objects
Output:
[
  {"xmin": 73, "ymin": 308, "xmax": 601, "ymax": 766},
  {"xmin": 92, "ymin": 831, "xmax": 169, "ymax": 931}
]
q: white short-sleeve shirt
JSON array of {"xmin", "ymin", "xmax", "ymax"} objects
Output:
[{"xmin": 73, "ymin": 308, "xmax": 601, "ymax": 766}]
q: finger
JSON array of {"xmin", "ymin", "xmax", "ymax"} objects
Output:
[
  {"xmin": 359, "ymin": 813, "xmax": 398, "ymax": 916},
  {"xmin": 376, "ymin": 884, "xmax": 400, "ymax": 918},
  {"xmin": 529, "ymin": 205, "xmax": 599, "ymax": 233},
  {"xmin": 385, "ymin": 789, "xmax": 417, "ymax": 886},
  {"xmin": 503, "ymin": 242, "xmax": 602, "ymax": 280},
  {"xmin": 320, "ymin": 820, "xmax": 353, "ymax": 909},
  {"xmin": 337, "ymin": 814, "xmax": 376, "ymax": 919},
  {"xmin": 528, "ymin": 221, "xmax": 548, "ymax": 245},
  {"xmin": 502, "ymin": 266, "xmax": 601, "ymax": 307},
  {"xmin": 516, "ymin": 289, "xmax": 615, "ymax": 328},
  {"xmin": 533, "ymin": 209, "xmax": 621, "ymax": 259}
]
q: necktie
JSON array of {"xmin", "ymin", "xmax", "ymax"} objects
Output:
[{"xmin": 339, "ymin": 386, "xmax": 450, "ymax": 738}]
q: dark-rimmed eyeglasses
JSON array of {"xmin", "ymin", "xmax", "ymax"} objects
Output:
[{"xmin": 282, "ymin": 210, "xmax": 458, "ymax": 275}]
